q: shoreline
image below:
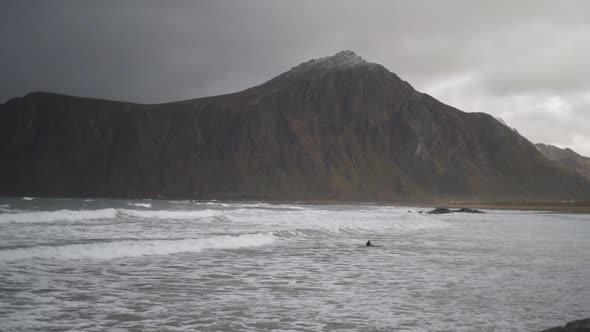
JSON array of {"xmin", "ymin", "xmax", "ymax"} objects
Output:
[
  {"xmin": 426, "ymin": 201, "xmax": 590, "ymax": 214},
  {"xmin": 2, "ymin": 195, "xmax": 589, "ymax": 214}
]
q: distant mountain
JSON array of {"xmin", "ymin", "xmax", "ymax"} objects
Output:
[
  {"xmin": 2, "ymin": 50, "xmax": 590, "ymax": 201},
  {"xmin": 536, "ymin": 143, "xmax": 590, "ymax": 181}
]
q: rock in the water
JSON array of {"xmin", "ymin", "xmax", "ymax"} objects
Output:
[
  {"xmin": 427, "ymin": 208, "xmax": 452, "ymax": 214},
  {"xmin": 426, "ymin": 207, "xmax": 485, "ymax": 214},
  {"xmin": 540, "ymin": 318, "xmax": 590, "ymax": 332},
  {"xmin": 457, "ymin": 208, "xmax": 485, "ymax": 213}
]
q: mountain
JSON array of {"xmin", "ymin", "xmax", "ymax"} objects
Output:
[
  {"xmin": 536, "ymin": 143, "xmax": 590, "ymax": 181},
  {"xmin": 2, "ymin": 50, "xmax": 590, "ymax": 201}
]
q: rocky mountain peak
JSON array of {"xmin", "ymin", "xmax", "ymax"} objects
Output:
[
  {"xmin": 324, "ymin": 50, "xmax": 365, "ymax": 65},
  {"xmin": 3, "ymin": 52, "xmax": 590, "ymax": 201},
  {"xmin": 281, "ymin": 50, "xmax": 372, "ymax": 78}
]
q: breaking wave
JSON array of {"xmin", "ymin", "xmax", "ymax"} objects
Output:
[
  {"xmin": 231, "ymin": 203, "xmax": 308, "ymax": 211},
  {"xmin": 0, "ymin": 209, "xmax": 118, "ymax": 223},
  {"xmin": 0, "ymin": 233, "xmax": 276, "ymax": 261},
  {"xmin": 0, "ymin": 208, "xmax": 225, "ymax": 224},
  {"xmin": 118, "ymin": 209, "xmax": 218, "ymax": 220},
  {"xmin": 127, "ymin": 203, "xmax": 152, "ymax": 208},
  {"xmin": 200, "ymin": 215, "xmax": 234, "ymax": 223},
  {"xmin": 0, "ymin": 204, "xmax": 14, "ymax": 213}
]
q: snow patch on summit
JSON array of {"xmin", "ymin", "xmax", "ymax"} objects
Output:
[{"xmin": 283, "ymin": 50, "xmax": 370, "ymax": 76}]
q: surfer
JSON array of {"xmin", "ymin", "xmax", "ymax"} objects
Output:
[{"xmin": 366, "ymin": 240, "xmax": 374, "ymax": 247}]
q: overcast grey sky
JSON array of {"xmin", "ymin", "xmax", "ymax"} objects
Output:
[{"xmin": 1, "ymin": 1, "xmax": 589, "ymax": 154}]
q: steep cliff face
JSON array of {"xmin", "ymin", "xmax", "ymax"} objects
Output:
[
  {"xmin": 536, "ymin": 143, "xmax": 590, "ymax": 181},
  {"xmin": 2, "ymin": 51, "xmax": 590, "ymax": 201}
]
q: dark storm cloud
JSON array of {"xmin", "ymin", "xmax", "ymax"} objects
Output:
[{"xmin": 1, "ymin": 1, "xmax": 589, "ymax": 153}]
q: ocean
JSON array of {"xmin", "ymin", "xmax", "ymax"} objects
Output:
[{"xmin": 0, "ymin": 198, "xmax": 588, "ymax": 331}]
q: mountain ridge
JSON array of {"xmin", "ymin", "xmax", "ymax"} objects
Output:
[
  {"xmin": 2, "ymin": 51, "xmax": 590, "ymax": 201},
  {"xmin": 535, "ymin": 143, "xmax": 590, "ymax": 181}
]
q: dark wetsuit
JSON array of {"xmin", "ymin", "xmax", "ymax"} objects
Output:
[{"xmin": 366, "ymin": 241, "xmax": 373, "ymax": 247}]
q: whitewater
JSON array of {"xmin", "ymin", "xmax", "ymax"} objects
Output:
[{"xmin": 0, "ymin": 198, "xmax": 588, "ymax": 331}]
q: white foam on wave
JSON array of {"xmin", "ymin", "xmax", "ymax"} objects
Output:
[
  {"xmin": 232, "ymin": 202, "xmax": 308, "ymax": 211},
  {"xmin": 205, "ymin": 202, "xmax": 230, "ymax": 207},
  {"xmin": 21, "ymin": 197, "xmax": 34, "ymax": 201},
  {"xmin": 0, "ymin": 233, "xmax": 276, "ymax": 262},
  {"xmin": 0, "ymin": 207, "xmax": 223, "ymax": 223},
  {"xmin": 119, "ymin": 209, "xmax": 218, "ymax": 220},
  {"xmin": 199, "ymin": 216, "xmax": 233, "ymax": 223},
  {"xmin": 0, "ymin": 209, "xmax": 118, "ymax": 224},
  {"xmin": 127, "ymin": 203, "xmax": 152, "ymax": 208}
]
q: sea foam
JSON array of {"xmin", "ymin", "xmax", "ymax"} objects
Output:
[
  {"xmin": 119, "ymin": 209, "xmax": 218, "ymax": 220},
  {"xmin": 0, "ymin": 209, "xmax": 118, "ymax": 223},
  {"xmin": 127, "ymin": 203, "xmax": 152, "ymax": 208},
  {"xmin": 0, "ymin": 233, "xmax": 276, "ymax": 261},
  {"xmin": 0, "ymin": 208, "xmax": 223, "ymax": 223}
]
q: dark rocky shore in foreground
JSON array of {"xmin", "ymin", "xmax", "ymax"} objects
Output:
[{"xmin": 540, "ymin": 318, "xmax": 590, "ymax": 332}]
